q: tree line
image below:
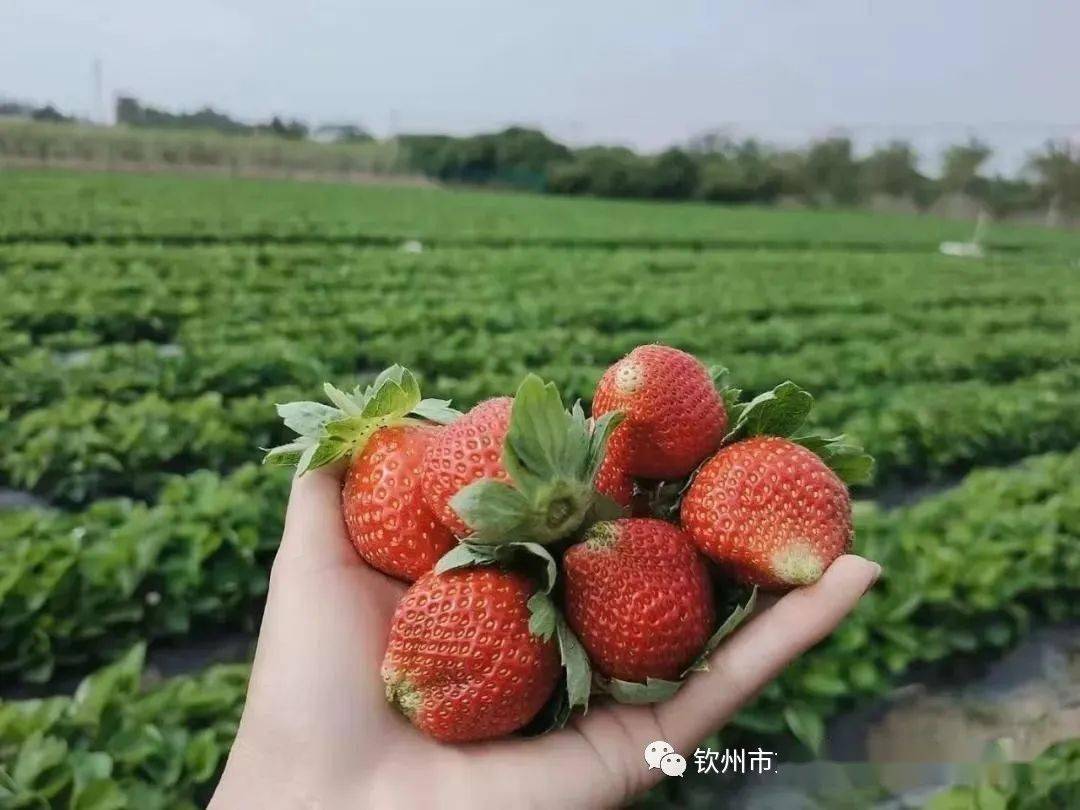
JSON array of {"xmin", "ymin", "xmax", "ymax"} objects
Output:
[
  {"xmin": 4, "ymin": 94, "xmax": 1078, "ymax": 215},
  {"xmin": 400, "ymin": 128, "xmax": 1080, "ymax": 217}
]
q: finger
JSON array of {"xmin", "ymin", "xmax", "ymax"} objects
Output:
[
  {"xmin": 273, "ymin": 462, "xmax": 358, "ymax": 572},
  {"xmin": 656, "ymin": 554, "xmax": 880, "ymax": 750}
]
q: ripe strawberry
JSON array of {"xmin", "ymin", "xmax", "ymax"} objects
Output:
[
  {"xmin": 420, "ymin": 396, "xmax": 513, "ymax": 537},
  {"xmin": 592, "ymin": 344, "xmax": 726, "ymax": 480},
  {"xmin": 421, "ymin": 376, "xmax": 624, "ymax": 544},
  {"xmin": 563, "ymin": 518, "xmax": 715, "ymax": 682},
  {"xmin": 341, "ymin": 424, "xmax": 456, "ymax": 582},
  {"xmin": 382, "ymin": 567, "xmax": 560, "ymax": 742},
  {"xmin": 681, "ymin": 436, "xmax": 853, "ymax": 589},
  {"xmin": 267, "ymin": 365, "xmax": 463, "ymax": 576}
]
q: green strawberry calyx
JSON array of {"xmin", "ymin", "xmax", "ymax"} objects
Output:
[
  {"xmin": 263, "ymin": 364, "xmax": 461, "ymax": 476},
  {"xmin": 595, "ymin": 587, "xmax": 758, "ymax": 704},
  {"xmin": 713, "ymin": 373, "xmax": 875, "ymax": 487},
  {"xmin": 450, "ymin": 374, "xmax": 625, "ymax": 545}
]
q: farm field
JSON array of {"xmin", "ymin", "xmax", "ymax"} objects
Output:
[
  {"xmin": 1, "ymin": 169, "xmax": 1079, "ymax": 807},
  {"xmin": 5, "ymin": 168, "xmax": 1080, "ymax": 252}
]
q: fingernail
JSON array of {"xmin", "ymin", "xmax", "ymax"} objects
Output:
[{"xmin": 864, "ymin": 562, "xmax": 883, "ymax": 593}]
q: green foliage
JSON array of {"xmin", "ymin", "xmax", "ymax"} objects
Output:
[
  {"xmin": 1, "ymin": 170, "xmax": 1079, "ymax": 808},
  {"xmin": 1, "ymin": 240, "xmax": 1079, "ymax": 508},
  {"xmin": 927, "ymin": 738, "xmax": 1080, "ymax": 809},
  {"xmin": 0, "ymin": 465, "xmax": 286, "ymax": 683},
  {"xmin": 0, "ymin": 646, "xmax": 246, "ymax": 808},
  {"xmin": 3, "ymin": 450, "xmax": 1079, "ymax": 805},
  {"xmin": 400, "ymin": 127, "xmax": 570, "ymax": 190},
  {"xmin": 3, "ymin": 169, "xmax": 1078, "ymax": 250}
]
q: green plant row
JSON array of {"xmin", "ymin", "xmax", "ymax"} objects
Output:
[
  {"xmin": 4, "ymin": 365, "xmax": 1079, "ymax": 508},
  {"xmin": 0, "ymin": 645, "xmax": 245, "ymax": 810},
  {"xmin": 1, "ymin": 278, "xmax": 1074, "ymax": 415},
  {"xmin": 0, "ymin": 465, "xmax": 287, "ymax": 683},
  {"xmin": 2, "ymin": 450, "xmax": 1079, "ymax": 806},
  {"xmin": 0, "ymin": 389, "xmax": 298, "ymax": 505},
  {"xmin": 0, "ymin": 243, "xmax": 1067, "ymax": 341},
  {"xmin": 3, "ymin": 169, "xmax": 1080, "ymax": 253},
  {"xmin": 5, "ymin": 310, "xmax": 1073, "ymax": 427}
]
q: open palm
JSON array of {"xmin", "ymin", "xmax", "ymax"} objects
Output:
[{"xmin": 211, "ymin": 467, "xmax": 878, "ymax": 810}]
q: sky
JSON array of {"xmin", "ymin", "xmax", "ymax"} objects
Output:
[{"xmin": 4, "ymin": 1, "xmax": 1079, "ymax": 174}]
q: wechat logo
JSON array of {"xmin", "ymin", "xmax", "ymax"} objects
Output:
[{"xmin": 644, "ymin": 740, "xmax": 687, "ymax": 777}]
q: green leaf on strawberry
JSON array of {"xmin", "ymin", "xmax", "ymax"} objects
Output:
[
  {"xmin": 725, "ymin": 380, "xmax": 813, "ymax": 442},
  {"xmin": 450, "ymin": 375, "xmax": 625, "ymax": 545},
  {"xmin": 683, "ymin": 587, "xmax": 758, "ymax": 674},
  {"xmin": 527, "ymin": 592, "xmax": 558, "ymax": 640},
  {"xmin": 263, "ymin": 365, "xmax": 461, "ymax": 476},
  {"xmin": 411, "ymin": 398, "xmax": 462, "ymax": 425},
  {"xmin": 709, "ymin": 364, "xmax": 743, "ymax": 413},
  {"xmin": 793, "ymin": 434, "xmax": 875, "ymax": 486},
  {"xmin": 595, "ymin": 675, "xmax": 682, "ymax": 704},
  {"xmin": 556, "ymin": 616, "xmax": 592, "ymax": 711},
  {"xmin": 435, "ymin": 540, "xmax": 558, "ymax": 595}
]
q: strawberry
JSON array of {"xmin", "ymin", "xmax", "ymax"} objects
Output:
[
  {"xmin": 420, "ymin": 396, "xmax": 513, "ymax": 537},
  {"xmin": 421, "ymin": 375, "xmax": 624, "ymax": 544},
  {"xmin": 382, "ymin": 567, "xmax": 560, "ymax": 742},
  {"xmin": 563, "ymin": 518, "xmax": 715, "ymax": 682},
  {"xmin": 681, "ymin": 436, "xmax": 853, "ymax": 589},
  {"xmin": 592, "ymin": 344, "xmax": 726, "ymax": 480},
  {"xmin": 266, "ymin": 365, "xmax": 462, "ymax": 577},
  {"xmin": 341, "ymin": 424, "xmax": 455, "ymax": 582}
]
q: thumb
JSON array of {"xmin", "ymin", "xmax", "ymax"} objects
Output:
[{"xmin": 273, "ymin": 461, "xmax": 357, "ymax": 574}]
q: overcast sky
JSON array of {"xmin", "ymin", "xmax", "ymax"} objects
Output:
[{"xmin": 5, "ymin": 1, "xmax": 1079, "ymax": 173}]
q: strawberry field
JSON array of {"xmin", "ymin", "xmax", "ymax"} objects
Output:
[{"xmin": 1, "ymin": 169, "xmax": 1079, "ymax": 808}]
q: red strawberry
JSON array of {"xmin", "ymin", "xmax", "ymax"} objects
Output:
[
  {"xmin": 421, "ymin": 376, "xmax": 620, "ymax": 544},
  {"xmin": 341, "ymin": 424, "xmax": 456, "ymax": 582},
  {"xmin": 381, "ymin": 567, "xmax": 560, "ymax": 742},
  {"xmin": 420, "ymin": 397, "xmax": 513, "ymax": 537},
  {"xmin": 681, "ymin": 436, "xmax": 853, "ymax": 589},
  {"xmin": 267, "ymin": 365, "xmax": 463, "ymax": 576},
  {"xmin": 592, "ymin": 344, "xmax": 726, "ymax": 480},
  {"xmin": 563, "ymin": 518, "xmax": 715, "ymax": 682}
]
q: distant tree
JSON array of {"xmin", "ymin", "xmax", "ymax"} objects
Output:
[
  {"xmin": 489, "ymin": 127, "xmax": 571, "ymax": 173},
  {"xmin": 30, "ymin": 105, "xmax": 71, "ymax": 123},
  {"xmin": 401, "ymin": 127, "xmax": 571, "ymax": 189},
  {"xmin": 1028, "ymin": 139, "xmax": 1080, "ymax": 213},
  {"xmin": 940, "ymin": 138, "xmax": 992, "ymax": 194},
  {"xmin": 115, "ymin": 96, "xmax": 310, "ymax": 140},
  {"xmin": 860, "ymin": 140, "xmax": 924, "ymax": 198},
  {"xmin": 694, "ymin": 140, "xmax": 782, "ymax": 204},
  {"xmin": 259, "ymin": 116, "xmax": 308, "ymax": 140},
  {"xmin": 648, "ymin": 148, "xmax": 699, "ymax": 199},
  {"xmin": 803, "ymin": 138, "xmax": 860, "ymax": 205},
  {"xmin": 979, "ymin": 176, "xmax": 1043, "ymax": 218},
  {"xmin": 547, "ymin": 147, "xmax": 653, "ymax": 198}
]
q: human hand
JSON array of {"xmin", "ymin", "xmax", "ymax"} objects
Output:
[{"xmin": 210, "ymin": 465, "xmax": 880, "ymax": 809}]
